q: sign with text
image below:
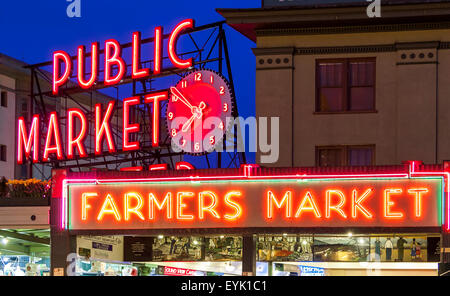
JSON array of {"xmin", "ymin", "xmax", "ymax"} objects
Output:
[{"xmin": 65, "ymin": 177, "xmax": 442, "ymax": 230}]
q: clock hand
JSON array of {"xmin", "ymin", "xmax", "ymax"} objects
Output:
[
  {"xmin": 181, "ymin": 101, "xmax": 206, "ymax": 132},
  {"xmin": 181, "ymin": 114, "xmax": 196, "ymax": 132},
  {"xmin": 170, "ymin": 87, "xmax": 194, "ymax": 111}
]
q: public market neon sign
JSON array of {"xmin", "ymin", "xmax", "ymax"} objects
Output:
[
  {"xmin": 17, "ymin": 19, "xmax": 195, "ymax": 164},
  {"xmin": 63, "ymin": 175, "xmax": 443, "ymax": 230}
]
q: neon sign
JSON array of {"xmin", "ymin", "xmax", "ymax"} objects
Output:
[
  {"xmin": 64, "ymin": 175, "xmax": 442, "ymax": 230},
  {"xmin": 52, "ymin": 19, "xmax": 194, "ymax": 95}
]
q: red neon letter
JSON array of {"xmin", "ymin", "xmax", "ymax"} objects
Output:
[
  {"xmin": 124, "ymin": 192, "xmax": 145, "ymax": 221},
  {"xmin": 325, "ymin": 190, "xmax": 347, "ymax": 218},
  {"xmin": 352, "ymin": 188, "xmax": 373, "ymax": 219},
  {"xmin": 144, "ymin": 92, "xmax": 168, "ymax": 147},
  {"xmin": 408, "ymin": 188, "xmax": 429, "ymax": 218},
  {"xmin": 149, "ymin": 164, "xmax": 168, "ymax": 171},
  {"xmin": 224, "ymin": 191, "xmax": 242, "ymax": 220},
  {"xmin": 132, "ymin": 32, "xmax": 150, "ymax": 79},
  {"xmin": 67, "ymin": 108, "xmax": 87, "ymax": 159},
  {"xmin": 77, "ymin": 42, "xmax": 98, "ymax": 89},
  {"xmin": 149, "ymin": 192, "xmax": 172, "ymax": 219},
  {"xmin": 154, "ymin": 26, "xmax": 163, "ymax": 74},
  {"xmin": 384, "ymin": 189, "xmax": 403, "ymax": 218},
  {"xmin": 97, "ymin": 194, "xmax": 121, "ymax": 221},
  {"xmin": 176, "ymin": 161, "xmax": 195, "ymax": 170},
  {"xmin": 267, "ymin": 190, "xmax": 292, "ymax": 219},
  {"xmin": 198, "ymin": 191, "xmax": 220, "ymax": 220},
  {"xmin": 17, "ymin": 115, "xmax": 39, "ymax": 164},
  {"xmin": 82, "ymin": 192, "xmax": 97, "ymax": 220},
  {"xmin": 177, "ymin": 192, "xmax": 194, "ymax": 220},
  {"xmin": 104, "ymin": 39, "xmax": 126, "ymax": 86},
  {"xmin": 53, "ymin": 51, "xmax": 72, "ymax": 95},
  {"xmin": 43, "ymin": 112, "xmax": 64, "ymax": 161},
  {"xmin": 95, "ymin": 101, "xmax": 116, "ymax": 155},
  {"xmin": 123, "ymin": 96, "xmax": 140, "ymax": 151},
  {"xmin": 168, "ymin": 19, "xmax": 194, "ymax": 69},
  {"xmin": 295, "ymin": 191, "xmax": 321, "ymax": 218}
]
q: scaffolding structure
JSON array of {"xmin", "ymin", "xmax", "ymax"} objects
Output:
[{"xmin": 23, "ymin": 21, "xmax": 246, "ymax": 179}]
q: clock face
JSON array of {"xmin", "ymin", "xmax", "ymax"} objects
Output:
[{"xmin": 166, "ymin": 69, "xmax": 233, "ymax": 154}]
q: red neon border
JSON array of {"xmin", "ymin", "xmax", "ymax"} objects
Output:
[{"xmin": 58, "ymin": 162, "xmax": 450, "ymax": 232}]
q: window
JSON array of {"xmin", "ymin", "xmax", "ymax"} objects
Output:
[
  {"xmin": 1, "ymin": 91, "xmax": 7, "ymax": 108},
  {"xmin": 0, "ymin": 145, "xmax": 6, "ymax": 162},
  {"xmin": 316, "ymin": 145, "xmax": 374, "ymax": 167},
  {"xmin": 316, "ymin": 58, "xmax": 375, "ymax": 112}
]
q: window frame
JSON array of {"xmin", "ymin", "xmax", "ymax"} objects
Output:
[
  {"xmin": 0, "ymin": 145, "xmax": 6, "ymax": 162},
  {"xmin": 315, "ymin": 57, "xmax": 376, "ymax": 114},
  {"xmin": 315, "ymin": 145, "xmax": 375, "ymax": 167},
  {"xmin": 0, "ymin": 91, "xmax": 7, "ymax": 108}
]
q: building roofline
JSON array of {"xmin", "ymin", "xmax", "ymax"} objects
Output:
[{"xmin": 217, "ymin": 1, "xmax": 450, "ymax": 42}]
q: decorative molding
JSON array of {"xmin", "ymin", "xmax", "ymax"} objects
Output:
[
  {"xmin": 256, "ymin": 66, "xmax": 294, "ymax": 71},
  {"xmin": 256, "ymin": 22, "xmax": 450, "ymax": 37},
  {"xmin": 396, "ymin": 61, "xmax": 438, "ymax": 66},
  {"xmin": 295, "ymin": 44, "xmax": 395, "ymax": 55},
  {"xmin": 252, "ymin": 47, "xmax": 295, "ymax": 56}
]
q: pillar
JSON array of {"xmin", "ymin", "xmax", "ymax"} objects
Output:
[{"xmin": 242, "ymin": 234, "xmax": 256, "ymax": 276}]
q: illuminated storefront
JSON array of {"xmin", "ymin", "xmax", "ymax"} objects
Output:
[{"xmin": 49, "ymin": 161, "xmax": 449, "ymax": 276}]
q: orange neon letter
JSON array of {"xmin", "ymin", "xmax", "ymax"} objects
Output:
[
  {"xmin": 43, "ymin": 112, "xmax": 64, "ymax": 161},
  {"xmin": 144, "ymin": 91, "xmax": 168, "ymax": 147},
  {"xmin": 149, "ymin": 192, "xmax": 172, "ymax": 219},
  {"xmin": 224, "ymin": 191, "xmax": 243, "ymax": 220},
  {"xmin": 266, "ymin": 190, "xmax": 292, "ymax": 219},
  {"xmin": 384, "ymin": 189, "xmax": 403, "ymax": 218},
  {"xmin": 124, "ymin": 192, "xmax": 145, "ymax": 221},
  {"xmin": 67, "ymin": 108, "xmax": 87, "ymax": 159},
  {"xmin": 408, "ymin": 188, "xmax": 429, "ymax": 218},
  {"xmin": 295, "ymin": 191, "xmax": 321, "ymax": 218},
  {"xmin": 82, "ymin": 192, "xmax": 97, "ymax": 220},
  {"xmin": 352, "ymin": 188, "xmax": 374, "ymax": 218},
  {"xmin": 97, "ymin": 194, "xmax": 121, "ymax": 221},
  {"xmin": 198, "ymin": 191, "xmax": 220, "ymax": 220},
  {"xmin": 325, "ymin": 190, "xmax": 347, "ymax": 218},
  {"xmin": 95, "ymin": 101, "xmax": 116, "ymax": 154},
  {"xmin": 177, "ymin": 192, "xmax": 194, "ymax": 220},
  {"xmin": 17, "ymin": 115, "xmax": 39, "ymax": 164}
]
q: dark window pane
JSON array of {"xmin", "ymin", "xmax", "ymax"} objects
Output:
[
  {"xmin": 348, "ymin": 147, "xmax": 373, "ymax": 166},
  {"xmin": 319, "ymin": 63, "xmax": 343, "ymax": 87},
  {"xmin": 318, "ymin": 148, "xmax": 343, "ymax": 167},
  {"xmin": 0, "ymin": 146, "xmax": 6, "ymax": 162},
  {"xmin": 350, "ymin": 87, "xmax": 374, "ymax": 111},
  {"xmin": 1, "ymin": 92, "xmax": 7, "ymax": 107},
  {"xmin": 319, "ymin": 88, "xmax": 343, "ymax": 112},
  {"xmin": 350, "ymin": 62, "xmax": 375, "ymax": 86}
]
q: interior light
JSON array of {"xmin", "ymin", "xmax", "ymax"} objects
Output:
[
  {"xmin": 193, "ymin": 240, "xmax": 198, "ymax": 245},
  {"xmin": 282, "ymin": 233, "xmax": 287, "ymax": 236},
  {"xmin": 358, "ymin": 238, "xmax": 365, "ymax": 244},
  {"xmin": 302, "ymin": 240, "xmax": 307, "ymax": 245},
  {"xmin": 1, "ymin": 238, "xmax": 8, "ymax": 245},
  {"xmin": 219, "ymin": 236, "xmax": 224, "ymax": 239},
  {"xmin": 347, "ymin": 232, "xmax": 353, "ymax": 237},
  {"xmin": 157, "ymin": 235, "xmax": 163, "ymax": 239}
]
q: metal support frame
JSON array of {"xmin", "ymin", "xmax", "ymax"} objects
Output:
[{"xmin": 23, "ymin": 21, "xmax": 246, "ymax": 178}]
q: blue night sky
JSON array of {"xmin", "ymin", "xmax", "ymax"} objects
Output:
[{"xmin": 0, "ymin": 0, "xmax": 261, "ymax": 166}]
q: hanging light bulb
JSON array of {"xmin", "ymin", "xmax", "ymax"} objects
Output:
[{"xmin": 1, "ymin": 238, "xmax": 8, "ymax": 245}]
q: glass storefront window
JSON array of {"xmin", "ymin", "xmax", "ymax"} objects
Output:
[
  {"xmin": 205, "ymin": 236, "xmax": 242, "ymax": 261},
  {"xmin": 313, "ymin": 235, "xmax": 370, "ymax": 262},
  {"xmin": 153, "ymin": 236, "xmax": 203, "ymax": 261},
  {"xmin": 257, "ymin": 235, "xmax": 313, "ymax": 262},
  {"xmin": 369, "ymin": 235, "xmax": 431, "ymax": 262}
]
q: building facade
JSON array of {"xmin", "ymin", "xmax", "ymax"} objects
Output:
[{"xmin": 219, "ymin": 0, "xmax": 450, "ymax": 168}]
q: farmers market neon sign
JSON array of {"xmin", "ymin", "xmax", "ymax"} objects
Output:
[{"xmin": 63, "ymin": 173, "xmax": 443, "ymax": 230}]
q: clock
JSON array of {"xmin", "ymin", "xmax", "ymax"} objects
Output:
[{"xmin": 166, "ymin": 69, "xmax": 234, "ymax": 154}]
